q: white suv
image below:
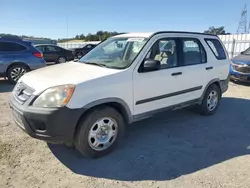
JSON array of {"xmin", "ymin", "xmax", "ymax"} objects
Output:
[{"xmin": 10, "ymin": 32, "xmax": 229, "ymax": 158}]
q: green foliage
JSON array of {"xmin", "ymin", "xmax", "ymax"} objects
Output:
[
  {"xmin": 204, "ymin": 26, "xmax": 228, "ymax": 35},
  {"xmin": 58, "ymin": 31, "xmax": 122, "ymax": 42}
]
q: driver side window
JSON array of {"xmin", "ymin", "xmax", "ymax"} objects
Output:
[
  {"xmin": 103, "ymin": 40, "xmax": 126, "ymax": 54},
  {"xmin": 146, "ymin": 39, "xmax": 178, "ymax": 69}
]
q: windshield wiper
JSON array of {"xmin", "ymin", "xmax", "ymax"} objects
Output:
[{"xmin": 84, "ymin": 62, "xmax": 109, "ymax": 68}]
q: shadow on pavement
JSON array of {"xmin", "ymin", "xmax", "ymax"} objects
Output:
[
  {"xmin": 49, "ymin": 97, "xmax": 250, "ymax": 181},
  {"xmin": 0, "ymin": 79, "xmax": 14, "ymax": 93}
]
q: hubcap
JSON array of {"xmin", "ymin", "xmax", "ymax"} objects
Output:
[
  {"xmin": 207, "ymin": 90, "xmax": 218, "ymax": 111},
  {"xmin": 88, "ymin": 117, "xmax": 118, "ymax": 151},
  {"xmin": 58, "ymin": 57, "xmax": 66, "ymax": 63},
  {"xmin": 10, "ymin": 68, "xmax": 26, "ymax": 82}
]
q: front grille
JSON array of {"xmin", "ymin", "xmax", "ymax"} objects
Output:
[
  {"xmin": 13, "ymin": 82, "xmax": 35, "ymax": 104},
  {"xmin": 232, "ymin": 64, "xmax": 250, "ymax": 74}
]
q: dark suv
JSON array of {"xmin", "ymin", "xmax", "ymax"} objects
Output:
[
  {"xmin": 0, "ymin": 36, "xmax": 46, "ymax": 83},
  {"xmin": 70, "ymin": 44, "xmax": 97, "ymax": 59}
]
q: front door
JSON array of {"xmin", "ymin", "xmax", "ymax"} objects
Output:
[{"xmin": 133, "ymin": 36, "xmax": 208, "ymax": 116}]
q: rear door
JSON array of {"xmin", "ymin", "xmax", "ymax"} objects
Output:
[
  {"xmin": 0, "ymin": 41, "xmax": 27, "ymax": 74},
  {"xmin": 176, "ymin": 37, "xmax": 211, "ymax": 99}
]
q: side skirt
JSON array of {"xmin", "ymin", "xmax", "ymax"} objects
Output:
[{"xmin": 132, "ymin": 98, "xmax": 201, "ymax": 123}]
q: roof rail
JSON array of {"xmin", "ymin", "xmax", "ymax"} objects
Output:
[
  {"xmin": 152, "ymin": 31, "xmax": 217, "ymax": 37},
  {"xmin": 0, "ymin": 35, "xmax": 22, "ymax": 41}
]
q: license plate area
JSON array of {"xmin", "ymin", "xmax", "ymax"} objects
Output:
[{"xmin": 240, "ymin": 75, "xmax": 248, "ymax": 80}]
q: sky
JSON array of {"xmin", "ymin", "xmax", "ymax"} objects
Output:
[{"xmin": 0, "ymin": 0, "xmax": 249, "ymax": 39}]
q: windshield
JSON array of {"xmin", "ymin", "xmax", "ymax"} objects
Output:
[
  {"xmin": 243, "ymin": 47, "xmax": 250, "ymax": 55},
  {"xmin": 78, "ymin": 37, "xmax": 148, "ymax": 69}
]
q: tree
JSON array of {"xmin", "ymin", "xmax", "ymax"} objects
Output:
[
  {"xmin": 204, "ymin": 26, "xmax": 226, "ymax": 35},
  {"xmin": 79, "ymin": 34, "xmax": 85, "ymax": 40}
]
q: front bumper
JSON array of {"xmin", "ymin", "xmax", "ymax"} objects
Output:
[
  {"xmin": 230, "ymin": 64, "xmax": 250, "ymax": 82},
  {"xmin": 9, "ymin": 95, "xmax": 83, "ymax": 144}
]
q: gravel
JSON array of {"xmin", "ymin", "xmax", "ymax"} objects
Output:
[{"xmin": 0, "ymin": 79, "xmax": 250, "ymax": 188}]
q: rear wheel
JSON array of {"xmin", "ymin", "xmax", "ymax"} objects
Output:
[
  {"xmin": 76, "ymin": 52, "xmax": 83, "ymax": 59},
  {"xmin": 199, "ymin": 84, "xmax": 221, "ymax": 115},
  {"xmin": 74, "ymin": 106, "xmax": 125, "ymax": 158},
  {"xmin": 7, "ymin": 65, "xmax": 29, "ymax": 84}
]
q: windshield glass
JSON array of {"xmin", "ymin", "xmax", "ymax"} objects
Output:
[
  {"xmin": 78, "ymin": 37, "xmax": 148, "ymax": 69},
  {"xmin": 243, "ymin": 47, "xmax": 250, "ymax": 55}
]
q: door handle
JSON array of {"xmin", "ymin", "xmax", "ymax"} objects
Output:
[
  {"xmin": 171, "ymin": 72, "xmax": 182, "ymax": 76},
  {"xmin": 206, "ymin": 67, "xmax": 213, "ymax": 70}
]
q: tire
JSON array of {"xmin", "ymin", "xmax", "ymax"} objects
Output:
[
  {"xmin": 7, "ymin": 64, "xmax": 29, "ymax": 84},
  {"xmin": 199, "ymin": 84, "xmax": 221, "ymax": 116},
  {"xmin": 76, "ymin": 52, "xmax": 83, "ymax": 59},
  {"xmin": 56, "ymin": 56, "xmax": 66, "ymax": 64},
  {"xmin": 74, "ymin": 106, "xmax": 125, "ymax": 158}
]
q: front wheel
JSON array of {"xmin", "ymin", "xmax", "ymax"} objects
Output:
[
  {"xmin": 74, "ymin": 106, "xmax": 125, "ymax": 158},
  {"xmin": 199, "ymin": 84, "xmax": 221, "ymax": 116}
]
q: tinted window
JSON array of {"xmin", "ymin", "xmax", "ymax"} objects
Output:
[
  {"xmin": 0, "ymin": 42, "xmax": 26, "ymax": 51},
  {"xmin": 182, "ymin": 39, "xmax": 206, "ymax": 65},
  {"xmin": 146, "ymin": 39, "xmax": 177, "ymax": 69},
  {"xmin": 45, "ymin": 46, "xmax": 57, "ymax": 52},
  {"xmin": 205, "ymin": 39, "xmax": 226, "ymax": 60},
  {"xmin": 36, "ymin": 46, "xmax": 45, "ymax": 52}
]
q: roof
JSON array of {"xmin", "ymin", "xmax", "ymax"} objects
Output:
[
  {"xmin": 34, "ymin": 44, "xmax": 58, "ymax": 46},
  {"xmin": 114, "ymin": 31, "xmax": 217, "ymax": 38},
  {"xmin": 113, "ymin": 33, "xmax": 153, "ymax": 38}
]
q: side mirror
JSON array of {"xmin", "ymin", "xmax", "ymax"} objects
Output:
[
  {"xmin": 142, "ymin": 59, "xmax": 161, "ymax": 72},
  {"xmin": 240, "ymin": 51, "xmax": 244, "ymax": 55}
]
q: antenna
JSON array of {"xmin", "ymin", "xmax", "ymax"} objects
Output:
[{"xmin": 237, "ymin": 4, "xmax": 248, "ymax": 34}]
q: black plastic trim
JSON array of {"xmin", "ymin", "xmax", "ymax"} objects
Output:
[
  {"xmin": 133, "ymin": 98, "xmax": 201, "ymax": 122},
  {"xmin": 136, "ymin": 86, "xmax": 202, "ymax": 105}
]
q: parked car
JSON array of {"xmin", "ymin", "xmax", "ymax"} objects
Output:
[
  {"xmin": 0, "ymin": 36, "xmax": 45, "ymax": 83},
  {"xmin": 70, "ymin": 44, "xmax": 97, "ymax": 59},
  {"xmin": 10, "ymin": 31, "xmax": 229, "ymax": 158},
  {"xmin": 35, "ymin": 44, "xmax": 74, "ymax": 64},
  {"xmin": 230, "ymin": 47, "xmax": 250, "ymax": 82}
]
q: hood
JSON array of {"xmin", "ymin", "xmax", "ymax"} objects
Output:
[
  {"xmin": 232, "ymin": 55, "xmax": 250, "ymax": 65},
  {"xmin": 20, "ymin": 62, "xmax": 122, "ymax": 95}
]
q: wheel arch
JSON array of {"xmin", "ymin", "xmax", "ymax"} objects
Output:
[
  {"xmin": 201, "ymin": 79, "xmax": 222, "ymax": 102},
  {"xmin": 5, "ymin": 62, "xmax": 30, "ymax": 77},
  {"xmin": 72, "ymin": 98, "xmax": 132, "ymax": 143}
]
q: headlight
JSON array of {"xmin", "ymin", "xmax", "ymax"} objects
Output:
[{"xmin": 33, "ymin": 85, "xmax": 75, "ymax": 108}]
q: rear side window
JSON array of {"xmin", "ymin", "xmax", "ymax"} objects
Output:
[
  {"xmin": 205, "ymin": 39, "xmax": 226, "ymax": 60},
  {"xmin": 0, "ymin": 42, "xmax": 26, "ymax": 51},
  {"xmin": 181, "ymin": 39, "xmax": 207, "ymax": 66}
]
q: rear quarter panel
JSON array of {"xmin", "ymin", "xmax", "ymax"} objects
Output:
[
  {"xmin": 202, "ymin": 36, "xmax": 230, "ymax": 81},
  {"xmin": 9, "ymin": 50, "xmax": 45, "ymax": 71}
]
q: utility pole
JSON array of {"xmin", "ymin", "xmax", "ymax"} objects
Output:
[
  {"xmin": 66, "ymin": 17, "xmax": 69, "ymax": 49},
  {"xmin": 237, "ymin": 4, "xmax": 248, "ymax": 34}
]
